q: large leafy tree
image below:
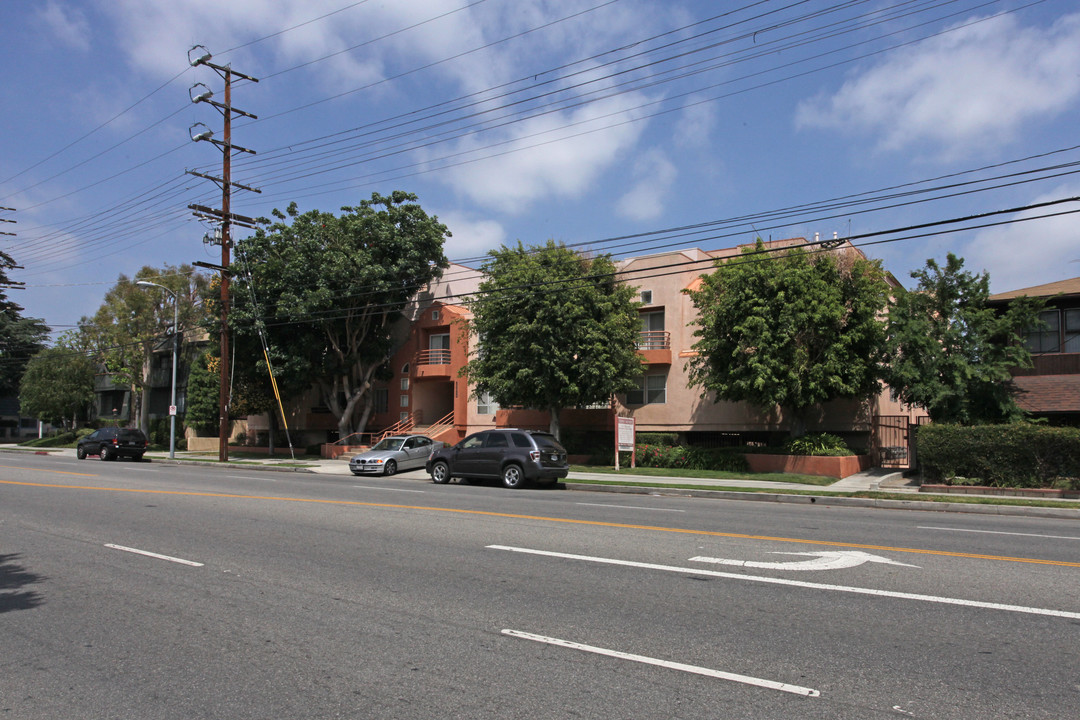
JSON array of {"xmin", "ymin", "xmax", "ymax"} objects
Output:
[
  {"xmin": 229, "ymin": 191, "xmax": 450, "ymax": 438},
  {"xmin": 81, "ymin": 265, "xmax": 208, "ymax": 432},
  {"xmin": 885, "ymin": 253, "xmax": 1042, "ymax": 424},
  {"xmin": 464, "ymin": 240, "xmax": 643, "ymax": 440},
  {"xmin": 19, "ymin": 331, "xmax": 96, "ymax": 428},
  {"xmin": 686, "ymin": 240, "xmax": 889, "ymax": 437},
  {"xmin": 0, "ymin": 250, "xmax": 49, "ymax": 396}
]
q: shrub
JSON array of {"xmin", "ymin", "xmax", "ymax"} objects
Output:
[
  {"xmin": 918, "ymin": 423, "xmax": 1080, "ymax": 487},
  {"xmin": 784, "ymin": 433, "xmax": 851, "ymax": 456},
  {"xmin": 622, "ymin": 444, "xmax": 749, "ymax": 472}
]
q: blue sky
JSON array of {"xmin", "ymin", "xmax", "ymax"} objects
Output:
[{"xmin": 3, "ymin": 0, "xmax": 1079, "ymax": 340}]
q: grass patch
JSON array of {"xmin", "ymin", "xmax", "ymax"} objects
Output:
[{"xmin": 569, "ymin": 465, "xmax": 835, "ymax": 486}]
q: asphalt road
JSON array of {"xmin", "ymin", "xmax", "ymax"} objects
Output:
[{"xmin": 2, "ymin": 453, "xmax": 1078, "ymax": 719}]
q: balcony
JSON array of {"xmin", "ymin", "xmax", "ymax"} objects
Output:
[
  {"xmin": 414, "ymin": 348, "xmax": 453, "ymax": 380},
  {"xmin": 636, "ymin": 331, "xmax": 671, "ymax": 365}
]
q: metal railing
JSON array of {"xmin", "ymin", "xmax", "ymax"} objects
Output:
[
  {"xmin": 416, "ymin": 349, "xmax": 452, "ymax": 365},
  {"xmin": 635, "ymin": 331, "xmax": 670, "ymax": 350}
]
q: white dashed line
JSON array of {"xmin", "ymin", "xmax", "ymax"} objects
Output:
[
  {"xmin": 918, "ymin": 526, "xmax": 1080, "ymax": 541},
  {"xmin": 502, "ymin": 629, "xmax": 819, "ymax": 697},
  {"xmin": 105, "ymin": 544, "xmax": 203, "ymax": 567}
]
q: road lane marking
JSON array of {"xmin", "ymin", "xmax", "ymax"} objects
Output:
[
  {"xmin": 690, "ymin": 551, "xmax": 920, "ymax": 571},
  {"xmin": 352, "ymin": 485, "xmax": 426, "ymax": 493},
  {"xmin": 918, "ymin": 526, "xmax": 1080, "ymax": 541},
  {"xmin": 502, "ymin": 629, "xmax": 819, "ymax": 697},
  {"xmin": 3, "ymin": 478, "xmax": 1079, "ymax": 568},
  {"xmin": 0, "ymin": 465, "xmax": 99, "ymax": 477},
  {"xmin": 105, "ymin": 544, "xmax": 203, "ymax": 567},
  {"xmin": 489, "ymin": 546, "xmax": 1080, "ymax": 620},
  {"xmin": 576, "ymin": 502, "xmax": 684, "ymax": 512}
]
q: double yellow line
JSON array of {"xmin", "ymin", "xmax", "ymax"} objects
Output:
[{"xmin": 3, "ymin": 473, "xmax": 1079, "ymax": 568}]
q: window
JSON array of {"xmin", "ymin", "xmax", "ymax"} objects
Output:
[
  {"xmin": 477, "ymin": 390, "xmax": 498, "ymax": 415},
  {"xmin": 400, "ymin": 411, "xmax": 410, "ymax": 422},
  {"xmin": 640, "ymin": 290, "xmax": 653, "ymax": 305},
  {"xmin": 484, "ymin": 433, "xmax": 509, "ymax": 448},
  {"xmin": 400, "ymin": 377, "xmax": 410, "ymax": 391},
  {"xmin": 401, "ymin": 363, "xmax": 410, "ymax": 375},
  {"xmin": 1066, "ymin": 309, "xmax": 1080, "ymax": 352},
  {"xmin": 400, "ymin": 394, "xmax": 409, "ymax": 408},
  {"xmin": 511, "ymin": 433, "xmax": 532, "ymax": 448},
  {"xmin": 625, "ymin": 374, "xmax": 666, "ymax": 405},
  {"xmin": 1026, "ymin": 310, "xmax": 1060, "ymax": 353},
  {"xmin": 432, "ymin": 310, "xmax": 440, "ymax": 321}
]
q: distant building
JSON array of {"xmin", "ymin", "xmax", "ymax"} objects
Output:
[{"xmin": 989, "ymin": 277, "xmax": 1080, "ymax": 425}]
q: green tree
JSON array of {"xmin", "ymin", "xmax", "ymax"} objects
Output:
[
  {"xmin": 18, "ymin": 332, "xmax": 96, "ymax": 428},
  {"xmin": 885, "ymin": 253, "xmax": 1042, "ymax": 424},
  {"xmin": 464, "ymin": 240, "xmax": 643, "ymax": 440},
  {"xmin": 0, "ymin": 250, "xmax": 49, "ymax": 396},
  {"xmin": 229, "ymin": 191, "xmax": 450, "ymax": 438},
  {"xmin": 183, "ymin": 349, "xmax": 219, "ymax": 436},
  {"xmin": 686, "ymin": 240, "xmax": 889, "ymax": 437},
  {"xmin": 81, "ymin": 265, "xmax": 208, "ymax": 431}
]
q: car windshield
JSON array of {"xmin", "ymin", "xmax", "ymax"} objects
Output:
[{"xmin": 371, "ymin": 438, "xmax": 405, "ymax": 452}]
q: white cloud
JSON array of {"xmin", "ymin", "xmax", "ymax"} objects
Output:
[
  {"xmin": 796, "ymin": 13, "xmax": 1080, "ymax": 157},
  {"xmin": 674, "ymin": 99, "xmax": 716, "ymax": 148},
  {"xmin": 615, "ymin": 148, "xmax": 677, "ymax": 222},
  {"xmin": 439, "ymin": 211, "xmax": 506, "ymax": 259},
  {"xmin": 956, "ymin": 184, "xmax": 1080, "ymax": 293},
  {"xmin": 38, "ymin": 1, "xmax": 91, "ymax": 51},
  {"xmin": 427, "ymin": 91, "xmax": 652, "ymax": 214}
]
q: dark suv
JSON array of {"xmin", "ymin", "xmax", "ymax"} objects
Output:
[
  {"xmin": 426, "ymin": 429, "xmax": 569, "ymax": 488},
  {"xmin": 77, "ymin": 427, "xmax": 150, "ymax": 461}
]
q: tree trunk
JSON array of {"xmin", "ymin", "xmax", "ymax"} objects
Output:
[
  {"xmin": 788, "ymin": 409, "xmax": 807, "ymax": 439},
  {"xmin": 548, "ymin": 406, "xmax": 562, "ymax": 441}
]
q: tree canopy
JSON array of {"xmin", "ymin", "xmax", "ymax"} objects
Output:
[
  {"xmin": 0, "ymin": 249, "xmax": 49, "ymax": 397},
  {"xmin": 80, "ymin": 265, "xmax": 208, "ymax": 431},
  {"xmin": 19, "ymin": 331, "xmax": 96, "ymax": 428},
  {"xmin": 228, "ymin": 191, "xmax": 450, "ymax": 438},
  {"xmin": 464, "ymin": 240, "xmax": 643, "ymax": 439},
  {"xmin": 885, "ymin": 253, "xmax": 1042, "ymax": 424},
  {"xmin": 686, "ymin": 240, "xmax": 889, "ymax": 437}
]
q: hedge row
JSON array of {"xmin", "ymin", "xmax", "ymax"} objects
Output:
[
  {"xmin": 621, "ymin": 444, "xmax": 750, "ymax": 472},
  {"xmin": 917, "ymin": 423, "xmax": 1080, "ymax": 487}
]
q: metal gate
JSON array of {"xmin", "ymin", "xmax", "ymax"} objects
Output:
[{"xmin": 871, "ymin": 415, "xmax": 913, "ymax": 469}]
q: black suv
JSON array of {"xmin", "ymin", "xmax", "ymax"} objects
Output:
[
  {"xmin": 77, "ymin": 427, "xmax": 149, "ymax": 461},
  {"xmin": 426, "ymin": 429, "xmax": 569, "ymax": 488}
]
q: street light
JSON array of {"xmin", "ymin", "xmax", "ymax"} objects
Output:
[{"xmin": 136, "ymin": 281, "xmax": 178, "ymax": 459}]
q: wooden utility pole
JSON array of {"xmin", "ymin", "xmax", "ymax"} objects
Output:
[{"xmin": 186, "ymin": 46, "xmax": 259, "ymax": 462}]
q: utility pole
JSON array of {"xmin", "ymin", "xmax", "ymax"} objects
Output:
[{"xmin": 186, "ymin": 46, "xmax": 260, "ymax": 462}]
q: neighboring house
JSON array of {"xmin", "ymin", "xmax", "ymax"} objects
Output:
[
  {"xmin": 247, "ymin": 243, "xmax": 925, "ymax": 457},
  {"xmin": 0, "ymin": 396, "xmax": 46, "ymax": 441},
  {"xmin": 92, "ymin": 330, "xmax": 204, "ymax": 432},
  {"xmin": 988, "ymin": 277, "xmax": 1080, "ymax": 425}
]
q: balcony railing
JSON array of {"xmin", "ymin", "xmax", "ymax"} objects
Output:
[
  {"xmin": 416, "ymin": 349, "xmax": 451, "ymax": 366},
  {"xmin": 635, "ymin": 331, "xmax": 670, "ymax": 350}
]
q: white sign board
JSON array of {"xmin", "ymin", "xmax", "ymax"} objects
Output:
[
  {"xmin": 169, "ymin": 405, "xmax": 177, "ymax": 416},
  {"xmin": 616, "ymin": 416, "xmax": 635, "ymax": 451}
]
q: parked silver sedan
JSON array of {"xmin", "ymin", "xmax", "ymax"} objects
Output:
[{"xmin": 349, "ymin": 435, "xmax": 439, "ymax": 476}]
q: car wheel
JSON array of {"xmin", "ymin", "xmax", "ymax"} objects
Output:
[
  {"xmin": 77, "ymin": 446, "xmax": 87, "ymax": 460},
  {"xmin": 100, "ymin": 445, "xmax": 113, "ymax": 461},
  {"xmin": 384, "ymin": 460, "xmax": 397, "ymax": 476},
  {"xmin": 430, "ymin": 461, "xmax": 450, "ymax": 484},
  {"xmin": 501, "ymin": 464, "xmax": 525, "ymax": 489}
]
